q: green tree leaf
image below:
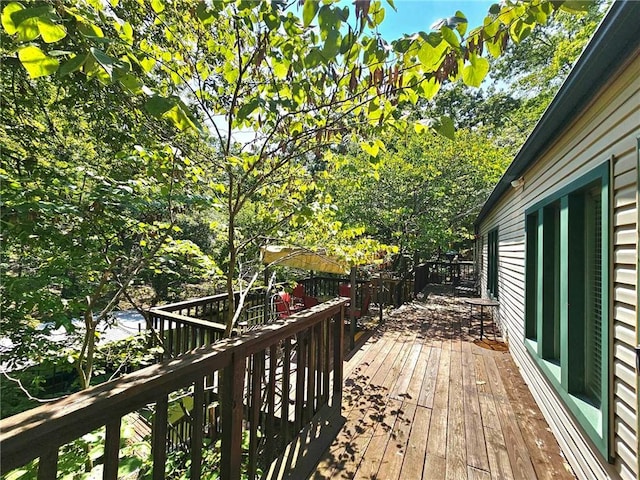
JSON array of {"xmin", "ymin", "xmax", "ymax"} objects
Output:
[
  {"xmin": 455, "ymin": 11, "xmax": 468, "ymax": 37},
  {"xmin": 151, "ymin": 0, "xmax": 165, "ymax": 14},
  {"xmin": 323, "ymin": 29, "xmax": 341, "ymax": 59},
  {"xmin": 37, "ymin": 17, "xmax": 67, "ymax": 43},
  {"xmin": 318, "ymin": 5, "xmax": 338, "ymax": 35},
  {"xmin": 462, "ymin": 54, "xmax": 490, "ymax": 87},
  {"xmin": 433, "ymin": 115, "xmax": 455, "ymax": 140},
  {"xmin": 118, "ymin": 73, "xmax": 143, "ymax": 94},
  {"xmin": 420, "ymin": 76, "xmax": 441, "ymax": 100},
  {"xmin": 58, "ymin": 53, "xmax": 87, "ymax": 76},
  {"xmin": 440, "ymin": 26, "xmax": 460, "ymax": 48},
  {"xmin": 18, "ymin": 45, "xmax": 59, "ymax": 78},
  {"xmin": 1, "ymin": 2, "xmax": 24, "ymax": 35},
  {"xmin": 303, "ymin": 0, "xmax": 319, "ymax": 27},
  {"xmin": 145, "ymin": 95, "xmax": 175, "ymax": 116},
  {"xmin": 165, "ymin": 105, "xmax": 194, "ymax": 131},
  {"xmin": 486, "ymin": 31, "xmax": 506, "ymax": 58},
  {"xmin": 16, "ymin": 16, "xmax": 39, "ymax": 41},
  {"xmin": 121, "ymin": 21, "xmax": 133, "ymax": 43},
  {"xmin": 559, "ymin": 1, "xmax": 591, "ymax": 13},
  {"xmin": 237, "ymin": 98, "xmax": 260, "ymax": 121},
  {"xmin": 90, "ymin": 47, "xmax": 119, "ymax": 79}
]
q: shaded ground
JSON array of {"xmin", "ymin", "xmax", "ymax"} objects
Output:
[{"xmin": 312, "ymin": 290, "xmax": 575, "ymax": 480}]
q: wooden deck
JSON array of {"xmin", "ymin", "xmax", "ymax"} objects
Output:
[{"xmin": 312, "ymin": 293, "xmax": 576, "ymax": 480}]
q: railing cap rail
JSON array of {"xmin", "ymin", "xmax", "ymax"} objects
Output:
[{"xmin": 148, "ymin": 309, "xmax": 227, "ymax": 332}]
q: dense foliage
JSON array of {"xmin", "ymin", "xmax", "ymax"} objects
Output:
[{"xmin": 326, "ymin": 128, "xmax": 511, "ymax": 264}]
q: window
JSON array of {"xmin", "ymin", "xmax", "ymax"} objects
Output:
[
  {"xmin": 487, "ymin": 228, "xmax": 499, "ymax": 298},
  {"xmin": 524, "ymin": 162, "xmax": 609, "ymax": 459}
]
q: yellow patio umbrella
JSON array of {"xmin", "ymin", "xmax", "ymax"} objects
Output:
[{"xmin": 260, "ymin": 245, "xmax": 349, "ymax": 274}]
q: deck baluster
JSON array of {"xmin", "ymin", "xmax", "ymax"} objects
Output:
[
  {"xmin": 104, "ymin": 418, "xmax": 121, "ymax": 480},
  {"xmin": 248, "ymin": 351, "xmax": 263, "ymax": 479},
  {"xmin": 295, "ymin": 332, "xmax": 306, "ymax": 431},
  {"xmin": 37, "ymin": 448, "xmax": 58, "ymax": 480},
  {"xmin": 333, "ymin": 311, "xmax": 344, "ymax": 406},
  {"xmin": 152, "ymin": 395, "xmax": 168, "ymax": 480},
  {"xmin": 221, "ymin": 350, "xmax": 245, "ymax": 480},
  {"xmin": 191, "ymin": 378, "xmax": 205, "ymax": 480},
  {"xmin": 266, "ymin": 344, "xmax": 277, "ymax": 462},
  {"xmin": 306, "ymin": 327, "xmax": 317, "ymax": 421},
  {"xmin": 282, "ymin": 337, "xmax": 292, "ymax": 446}
]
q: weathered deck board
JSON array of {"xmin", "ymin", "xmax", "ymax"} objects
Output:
[
  {"xmin": 399, "ymin": 404, "xmax": 431, "ymax": 479},
  {"xmin": 313, "ymin": 295, "xmax": 576, "ymax": 479}
]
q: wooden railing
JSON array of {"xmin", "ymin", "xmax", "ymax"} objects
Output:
[
  {"xmin": 0, "ymin": 299, "xmax": 347, "ymax": 480},
  {"xmin": 300, "ymin": 274, "xmax": 415, "ymax": 310},
  {"xmin": 148, "ymin": 288, "xmax": 273, "ymax": 359},
  {"xmin": 371, "ymin": 276, "xmax": 415, "ymax": 307},
  {"xmin": 415, "ymin": 261, "xmax": 474, "ymax": 286}
]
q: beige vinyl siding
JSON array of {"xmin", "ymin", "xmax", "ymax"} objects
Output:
[{"xmin": 478, "ymin": 51, "xmax": 640, "ymax": 479}]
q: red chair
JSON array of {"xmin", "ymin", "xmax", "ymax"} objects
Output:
[
  {"xmin": 340, "ymin": 283, "xmax": 371, "ymax": 318},
  {"xmin": 303, "ymin": 295, "xmax": 319, "ymax": 308},
  {"xmin": 292, "ymin": 284, "xmax": 305, "ymax": 298},
  {"xmin": 352, "ymin": 287, "xmax": 371, "ymax": 318},
  {"xmin": 291, "ymin": 284, "xmax": 305, "ymax": 312}
]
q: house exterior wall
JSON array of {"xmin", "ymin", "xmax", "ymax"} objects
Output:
[{"xmin": 478, "ymin": 51, "xmax": 639, "ymax": 480}]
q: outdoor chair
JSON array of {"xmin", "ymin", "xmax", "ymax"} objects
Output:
[
  {"xmin": 453, "ymin": 275, "xmax": 480, "ymax": 297},
  {"xmin": 271, "ymin": 292, "xmax": 291, "ymax": 319},
  {"xmin": 339, "ymin": 283, "xmax": 371, "ymax": 318},
  {"xmin": 291, "ymin": 284, "xmax": 306, "ymax": 311},
  {"xmin": 302, "ymin": 295, "xmax": 319, "ymax": 308}
]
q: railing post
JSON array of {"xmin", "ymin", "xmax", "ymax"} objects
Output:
[
  {"xmin": 221, "ymin": 351, "xmax": 244, "ymax": 480},
  {"xmin": 349, "ymin": 266, "xmax": 356, "ymax": 351},
  {"xmin": 104, "ymin": 418, "xmax": 121, "ymax": 480},
  {"xmin": 37, "ymin": 448, "xmax": 58, "ymax": 480}
]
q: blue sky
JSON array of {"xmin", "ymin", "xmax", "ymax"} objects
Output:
[{"xmin": 376, "ymin": 1, "xmax": 496, "ymax": 39}]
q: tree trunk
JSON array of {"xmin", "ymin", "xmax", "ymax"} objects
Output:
[{"xmin": 225, "ymin": 215, "xmax": 237, "ymax": 338}]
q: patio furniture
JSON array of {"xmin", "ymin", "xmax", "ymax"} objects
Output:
[
  {"xmin": 291, "ymin": 284, "xmax": 305, "ymax": 310},
  {"xmin": 271, "ymin": 292, "xmax": 292, "ymax": 319},
  {"xmin": 303, "ymin": 295, "xmax": 319, "ymax": 308},
  {"xmin": 339, "ymin": 283, "xmax": 371, "ymax": 318},
  {"xmin": 464, "ymin": 297, "xmax": 499, "ymax": 339},
  {"xmin": 454, "ymin": 275, "xmax": 480, "ymax": 297}
]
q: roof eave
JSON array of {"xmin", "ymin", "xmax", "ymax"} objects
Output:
[{"xmin": 475, "ymin": 1, "xmax": 640, "ymax": 227}]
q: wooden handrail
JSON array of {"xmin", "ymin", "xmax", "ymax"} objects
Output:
[
  {"xmin": 1, "ymin": 298, "xmax": 347, "ymax": 479},
  {"xmin": 149, "ymin": 308, "xmax": 227, "ymax": 332}
]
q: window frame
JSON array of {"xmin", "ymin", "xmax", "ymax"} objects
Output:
[
  {"xmin": 523, "ymin": 161, "xmax": 610, "ymax": 460},
  {"xmin": 487, "ymin": 228, "xmax": 499, "ymax": 299}
]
